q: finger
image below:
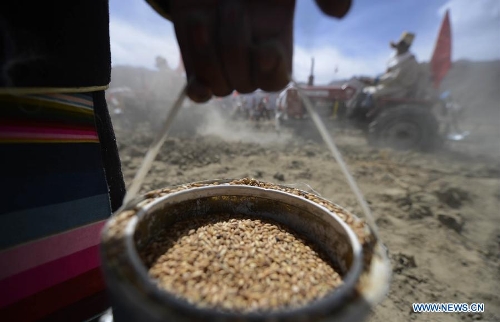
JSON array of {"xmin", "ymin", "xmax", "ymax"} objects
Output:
[
  {"xmin": 186, "ymin": 13, "xmax": 232, "ymax": 97},
  {"xmin": 254, "ymin": 41, "xmax": 290, "ymax": 92},
  {"xmin": 218, "ymin": 0, "xmax": 256, "ymax": 94},
  {"xmin": 187, "ymin": 79, "xmax": 213, "ymax": 103},
  {"xmin": 171, "ymin": 2, "xmax": 231, "ymax": 101},
  {"xmin": 249, "ymin": 0, "xmax": 295, "ymax": 91},
  {"xmin": 314, "ymin": 0, "xmax": 352, "ymax": 18},
  {"xmin": 170, "ymin": 3, "xmax": 211, "ymax": 102}
]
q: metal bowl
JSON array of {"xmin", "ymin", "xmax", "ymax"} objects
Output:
[{"xmin": 100, "ymin": 180, "xmax": 390, "ymax": 322}]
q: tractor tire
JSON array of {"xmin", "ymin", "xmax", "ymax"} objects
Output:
[{"xmin": 368, "ymin": 105, "xmax": 440, "ymax": 151}]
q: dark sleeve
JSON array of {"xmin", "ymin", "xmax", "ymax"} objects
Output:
[
  {"xmin": 0, "ymin": 0, "xmax": 111, "ymax": 88},
  {"xmin": 93, "ymin": 91, "xmax": 126, "ymax": 212},
  {"xmin": 145, "ymin": 0, "xmax": 172, "ymax": 20}
]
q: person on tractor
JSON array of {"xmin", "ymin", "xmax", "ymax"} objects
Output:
[{"xmin": 358, "ymin": 32, "xmax": 420, "ymax": 106}]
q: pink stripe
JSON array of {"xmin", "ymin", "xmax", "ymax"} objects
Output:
[
  {"xmin": 0, "ymin": 132, "xmax": 98, "ymax": 140},
  {"xmin": 0, "ymin": 245, "xmax": 101, "ymax": 308},
  {"xmin": 0, "ymin": 221, "xmax": 105, "ymax": 280},
  {"xmin": 0, "ymin": 126, "xmax": 97, "ymax": 136}
]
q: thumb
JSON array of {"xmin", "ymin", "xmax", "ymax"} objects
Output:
[{"xmin": 314, "ymin": 0, "xmax": 352, "ymax": 18}]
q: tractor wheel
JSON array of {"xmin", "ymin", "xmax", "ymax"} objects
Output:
[{"xmin": 368, "ymin": 106, "xmax": 440, "ymax": 151}]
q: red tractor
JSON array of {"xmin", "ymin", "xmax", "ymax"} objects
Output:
[
  {"xmin": 276, "ymin": 11, "xmax": 467, "ymax": 151},
  {"xmin": 277, "ymin": 79, "xmax": 469, "ymax": 152},
  {"xmin": 275, "ymin": 80, "xmax": 465, "ymax": 151}
]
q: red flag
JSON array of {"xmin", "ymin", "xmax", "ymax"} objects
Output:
[{"xmin": 430, "ymin": 10, "xmax": 452, "ymax": 89}]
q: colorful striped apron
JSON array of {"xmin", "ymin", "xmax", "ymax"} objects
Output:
[{"xmin": 0, "ymin": 93, "xmax": 112, "ymax": 321}]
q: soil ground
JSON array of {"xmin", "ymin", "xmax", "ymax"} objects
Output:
[{"xmin": 111, "ymin": 108, "xmax": 500, "ymax": 322}]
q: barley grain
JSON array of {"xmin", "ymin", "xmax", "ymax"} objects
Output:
[{"xmin": 139, "ymin": 214, "xmax": 343, "ymax": 313}]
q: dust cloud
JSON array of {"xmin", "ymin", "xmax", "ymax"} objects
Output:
[
  {"xmin": 195, "ymin": 106, "xmax": 291, "ymax": 145},
  {"xmin": 107, "ymin": 59, "xmax": 500, "ymax": 322},
  {"xmin": 440, "ymin": 60, "xmax": 500, "ymax": 160}
]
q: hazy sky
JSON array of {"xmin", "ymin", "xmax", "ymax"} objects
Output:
[{"xmin": 109, "ymin": 0, "xmax": 500, "ymax": 84}]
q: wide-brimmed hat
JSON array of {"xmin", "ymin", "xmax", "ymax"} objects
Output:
[{"xmin": 390, "ymin": 31, "xmax": 415, "ymax": 48}]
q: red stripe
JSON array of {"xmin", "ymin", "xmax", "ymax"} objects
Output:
[
  {"xmin": 0, "ymin": 268, "xmax": 106, "ymax": 322},
  {"xmin": 0, "ymin": 245, "xmax": 101, "ymax": 308},
  {"xmin": 0, "ymin": 220, "xmax": 105, "ymax": 280},
  {"xmin": 0, "ymin": 132, "xmax": 98, "ymax": 141}
]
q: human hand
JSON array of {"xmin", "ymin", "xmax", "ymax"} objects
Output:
[{"xmin": 169, "ymin": 0, "xmax": 352, "ymax": 102}]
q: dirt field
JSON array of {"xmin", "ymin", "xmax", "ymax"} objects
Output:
[{"xmin": 112, "ymin": 110, "xmax": 500, "ymax": 322}]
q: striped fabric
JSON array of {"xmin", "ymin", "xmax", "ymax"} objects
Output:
[
  {"xmin": 0, "ymin": 93, "xmax": 112, "ymax": 321},
  {"xmin": 0, "ymin": 94, "xmax": 99, "ymax": 143}
]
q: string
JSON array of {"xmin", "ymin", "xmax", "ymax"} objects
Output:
[
  {"xmin": 291, "ymin": 78, "xmax": 380, "ymax": 240},
  {"xmin": 122, "ymin": 83, "xmax": 188, "ymax": 206},
  {"xmin": 122, "ymin": 75, "xmax": 379, "ymax": 240}
]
